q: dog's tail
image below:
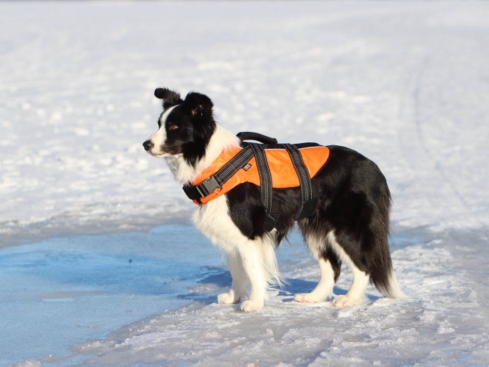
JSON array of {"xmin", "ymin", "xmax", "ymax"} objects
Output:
[
  {"xmin": 260, "ymin": 234, "xmax": 284, "ymax": 289},
  {"xmin": 373, "ymin": 267, "xmax": 408, "ymax": 300},
  {"xmin": 367, "ymin": 178, "xmax": 407, "ymax": 300},
  {"xmin": 369, "ymin": 237, "xmax": 408, "ymax": 300}
]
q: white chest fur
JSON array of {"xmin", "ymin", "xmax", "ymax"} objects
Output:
[{"xmin": 192, "ymin": 196, "xmax": 246, "ymax": 254}]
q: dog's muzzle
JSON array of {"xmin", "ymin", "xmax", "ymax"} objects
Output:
[{"xmin": 142, "ymin": 140, "xmax": 154, "ymax": 151}]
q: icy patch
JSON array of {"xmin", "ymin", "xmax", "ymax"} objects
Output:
[
  {"xmin": 0, "ymin": 224, "xmax": 223, "ymax": 367},
  {"xmin": 21, "ymin": 231, "xmax": 488, "ymax": 367}
]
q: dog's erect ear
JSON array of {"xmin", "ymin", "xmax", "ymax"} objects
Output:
[
  {"xmin": 183, "ymin": 92, "xmax": 214, "ymax": 119},
  {"xmin": 154, "ymin": 88, "xmax": 183, "ymax": 109}
]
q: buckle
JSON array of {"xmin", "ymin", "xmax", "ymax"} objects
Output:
[{"xmin": 196, "ymin": 176, "xmax": 220, "ymax": 197}]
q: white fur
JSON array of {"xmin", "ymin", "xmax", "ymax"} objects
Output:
[
  {"xmin": 326, "ymin": 231, "xmax": 370, "ymax": 307},
  {"xmin": 164, "ymin": 125, "xmax": 241, "ymax": 184},
  {"xmin": 146, "ymin": 107, "xmax": 241, "ymax": 184},
  {"xmin": 145, "ymin": 94, "xmax": 411, "ymax": 312},
  {"xmin": 155, "ymin": 122, "xmax": 280, "ymax": 312},
  {"xmin": 296, "ymin": 231, "xmax": 406, "ymax": 306},
  {"xmin": 146, "ymin": 106, "xmax": 176, "ymax": 157},
  {"xmin": 294, "ymin": 234, "xmax": 336, "ymax": 303},
  {"xmin": 191, "ymin": 171, "xmax": 281, "ymax": 312},
  {"xmin": 384, "ymin": 270, "xmax": 408, "ymax": 300},
  {"xmin": 152, "ymin": 118, "xmax": 404, "ymax": 311},
  {"xmin": 293, "ymin": 231, "xmax": 370, "ymax": 307}
]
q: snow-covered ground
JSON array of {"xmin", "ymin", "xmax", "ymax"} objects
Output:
[{"xmin": 1, "ymin": 1, "xmax": 489, "ymax": 366}]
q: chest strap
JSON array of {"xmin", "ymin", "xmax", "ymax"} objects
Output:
[{"xmin": 183, "ymin": 146, "xmax": 254, "ymax": 201}]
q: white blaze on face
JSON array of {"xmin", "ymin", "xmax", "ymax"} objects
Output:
[{"xmin": 147, "ymin": 105, "xmax": 177, "ymax": 156}]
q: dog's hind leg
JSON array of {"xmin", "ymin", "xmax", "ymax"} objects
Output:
[
  {"xmin": 327, "ymin": 232, "xmax": 370, "ymax": 308},
  {"xmin": 218, "ymin": 251, "xmax": 248, "ymax": 305},
  {"xmin": 332, "ymin": 264, "xmax": 369, "ymax": 308},
  {"xmin": 294, "ymin": 234, "xmax": 341, "ymax": 303}
]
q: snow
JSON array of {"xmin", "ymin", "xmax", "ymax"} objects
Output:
[
  {"xmin": 1, "ymin": 1, "xmax": 489, "ymax": 367},
  {"xmin": 6, "ymin": 228, "xmax": 489, "ymax": 367}
]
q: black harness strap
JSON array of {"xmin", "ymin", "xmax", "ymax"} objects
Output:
[
  {"xmin": 182, "ymin": 139, "xmax": 320, "ymax": 230},
  {"xmin": 249, "ymin": 144, "xmax": 277, "ymax": 231},
  {"xmin": 283, "ymin": 144, "xmax": 318, "ymax": 220},
  {"xmin": 215, "ymin": 146, "xmax": 254, "ymax": 184},
  {"xmin": 183, "ymin": 146, "xmax": 254, "ymax": 203}
]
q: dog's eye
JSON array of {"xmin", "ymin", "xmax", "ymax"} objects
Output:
[{"xmin": 169, "ymin": 123, "xmax": 179, "ymax": 131}]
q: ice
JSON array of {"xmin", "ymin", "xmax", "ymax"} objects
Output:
[
  {"xmin": 5, "ymin": 227, "xmax": 488, "ymax": 367},
  {"xmin": 0, "ymin": 225, "xmax": 222, "ymax": 366},
  {"xmin": 1, "ymin": 1, "xmax": 489, "ymax": 366}
]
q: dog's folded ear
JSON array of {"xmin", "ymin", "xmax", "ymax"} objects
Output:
[
  {"xmin": 184, "ymin": 92, "xmax": 214, "ymax": 119},
  {"xmin": 154, "ymin": 88, "xmax": 183, "ymax": 109}
]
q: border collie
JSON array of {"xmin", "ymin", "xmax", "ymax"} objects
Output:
[{"xmin": 143, "ymin": 88, "xmax": 405, "ymax": 312}]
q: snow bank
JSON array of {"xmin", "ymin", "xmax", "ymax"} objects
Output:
[
  {"xmin": 2, "ymin": 1, "xmax": 489, "ymax": 366},
  {"xmin": 1, "ymin": 1, "xmax": 489, "ymax": 246}
]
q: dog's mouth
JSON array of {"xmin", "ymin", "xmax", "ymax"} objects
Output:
[
  {"xmin": 145, "ymin": 145, "xmax": 180, "ymax": 158},
  {"xmin": 160, "ymin": 144, "xmax": 180, "ymax": 156},
  {"xmin": 146, "ymin": 148, "xmax": 175, "ymax": 158},
  {"xmin": 147, "ymin": 151, "xmax": 168, "ymax": 158}
]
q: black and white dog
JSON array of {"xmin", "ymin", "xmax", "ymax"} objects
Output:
[{"xmin": 143, "ymin": 88, "xmax": 405, "ymax": 312}]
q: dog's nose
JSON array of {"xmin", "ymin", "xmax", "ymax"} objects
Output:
[{"xmin": 143, "ymin": 140, "xmax": 154, "ymax": 151}]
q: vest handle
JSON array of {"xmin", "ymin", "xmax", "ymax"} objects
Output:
[{"xmin": 237, "ymin": 131, "xmax": 278, "ymax": 145}]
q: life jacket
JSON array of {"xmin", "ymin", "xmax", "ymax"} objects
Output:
[{"xmin": 183, "ymin": 133, "xmax": 330, "ymax": 230}]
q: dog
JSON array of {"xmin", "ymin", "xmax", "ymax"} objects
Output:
[{"xmin": 143, "ymin": 88, "xmax": 406, "ymax": 312}]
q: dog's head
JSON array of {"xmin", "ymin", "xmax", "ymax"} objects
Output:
[{"xmin": 143, "ymin": 88, "xmax": 216, "ymax": 166}]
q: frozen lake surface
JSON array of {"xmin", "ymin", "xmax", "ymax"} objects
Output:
[
  {"xmin": 0, "ymin": 225, "xmax": 215, "ymax": 365},
  {"xmin": 2, "ymin": 226, "xmax": 489, "ymax": 367},
  {"xmin": 1, "ymin": 1, "xmax": 488, "ymax": 366}
]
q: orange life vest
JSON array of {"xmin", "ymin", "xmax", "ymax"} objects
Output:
[{"xmin": 184, "ymin": 144, "xmax": 330, "ymax": 205}]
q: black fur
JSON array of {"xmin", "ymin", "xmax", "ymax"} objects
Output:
[
  {"xmin": 154, "ymin": 88, "xmax": 183, "ymax": 109},
  {"xmin": 154, "ymin": 91, "xmax": 216, "ymax": 167},
  {"xmin": 147, "ymin": 87, "xmax": 398, "ymax": 298},
  {"xmin": 226, "ymin": 146, "xmax": 394, "ymax": 294}
]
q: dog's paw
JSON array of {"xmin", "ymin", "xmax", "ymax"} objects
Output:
[
  {"xmin": 217, "ymin": 291, "xmax": 241, "ymax": 305},
  {"xmin": 294, "ymin": 293, "xmax": 324, "ymax": 303},
  {"xmin": 240, "ymin": 299, "xmax": 263, "ymax": 313},
  {"xmin": 333, "ymin": 295, "xmax": 364, "ymax": 308}
]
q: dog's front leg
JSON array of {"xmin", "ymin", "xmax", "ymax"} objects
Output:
[
  {"xmin": 218, "ymin": 251, "xmax": 247, "ymax": 305},
  {"xmin": 236, "ymin": 241, "xmax": 267, "ymax": 312}
]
